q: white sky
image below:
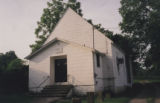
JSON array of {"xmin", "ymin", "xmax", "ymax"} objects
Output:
[{"xmin": 0, "ymin": 0, "xmax": 122, "ymax": 59}]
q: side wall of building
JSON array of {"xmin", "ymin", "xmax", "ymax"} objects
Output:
[
  {"xmin": 93, "ymin": 53, "xmax": 104, "ymax": 92},
  {"xmin": 93, "ymin": 29, "xmax": 116, "ymax": 92},
  {"xmin": 111, "ymin": 44, "xmax": 128, "ymax": 93}
]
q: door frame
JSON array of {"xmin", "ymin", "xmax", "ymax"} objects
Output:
[{"xmin": 50, "ymin": 55, "xmax": 68, "ymax": 85}]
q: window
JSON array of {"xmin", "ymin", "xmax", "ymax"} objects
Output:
[
  {"xmin": 96, "ymin": 53, "xmax": 100, "ymax": 67},
  {"xmin": 116, "ymin": 57, "xmax": 120, "ymax": 73},
  {"xmin": 116, "ymin": 57, "xmax": 124, "ymax": 74}
]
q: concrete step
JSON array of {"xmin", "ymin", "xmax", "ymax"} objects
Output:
[
  {"xmin": 31, "ymin": 93, "xmax": 66, "ymax": 97},
  {"xmin": 29, "ymin": 85, "xmax": 73, "ymax": 97},
  {"xmin": 44, "ymin": 85, "xmax": 73, "ymax": 89},
  {"xmin": 41, "ymin": 90, "xmax": 69, "ymax": 94},
  {"xmin": 43, "ymin": 88, "xmax": 70, "ymax": 91}
]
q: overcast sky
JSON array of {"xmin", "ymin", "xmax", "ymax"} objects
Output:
[{"xmin": 0, "ymin": 0, "xmax": 121, "ymax": 59}]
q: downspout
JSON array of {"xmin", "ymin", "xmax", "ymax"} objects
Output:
[
  {"xmin": 92, "ymin": 26, "xmax": 96, "ymax": 91},
  {"xmin": 92, "ymin": 26, "xmax": 95, "ymax": 49}
]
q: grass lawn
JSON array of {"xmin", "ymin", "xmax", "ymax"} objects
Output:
[
  {"xmin": 134, "ymin": 79, "xmax": 160, "ymax": 83},
  {"xmin": 134, "ymin": 76, "xmax": 160, "ymax": 83},
  {"xmin": 101, "ymin": 97, "xmax": 130, "ymax": 103},
  {"xmin": 56, "ymin": 97, "xmax": 130, "ymax": 103},
  {"xmin": 0, "ymin": 94, "xmax": 33, "ymax": 103}
]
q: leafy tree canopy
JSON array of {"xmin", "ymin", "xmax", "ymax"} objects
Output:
[
  {"xmin": 119, "ymin": 0, "xmax": 160, "ymax": 70},
  {"xmin": 7, "ymin": 59, "xmax": 24, "ymax": 71},
  {"xmin": 0, "ymin": 51, "xmax": 25, "ymax": 72},
  {"xmin": 0, "ymin": 51, "xmax": 17, "ymax": 71}
]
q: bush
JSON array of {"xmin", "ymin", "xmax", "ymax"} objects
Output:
[
  {"xmin": 0, "ymin": 65, "xmax": 29, "ymax": 94},
  {"xmin": 0, "ymin": 51, "xmax": 29, "ymax": 94}
]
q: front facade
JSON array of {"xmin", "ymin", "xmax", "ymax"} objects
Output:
[{"xmin": 26, "ymin": 8, "xmax": 132, "ymax": 94}]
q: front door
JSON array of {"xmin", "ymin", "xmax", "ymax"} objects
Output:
[{"xmin": 55, "ymin": 58, "xmax": 67, "ymax": 82}]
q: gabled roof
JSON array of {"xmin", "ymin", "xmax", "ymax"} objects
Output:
[
  {"xmin": 25, "ymin": 37, "xmax": 105, "ymax": 59},
  {"xmin": 25, "ymin": 38, "xmax": 59, "ymax": 59}
]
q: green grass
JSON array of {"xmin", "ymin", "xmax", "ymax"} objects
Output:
[
  {"xmin": 134, "ymin": 76, "xmax": 160, "ymax": 83},
  {"xmin": 101, "ymin": 97, "xmax": 130, "ymax": 103},
  {"xmin": 147, "ymin": 98, "xmax": 154, "ymax": 103},
  {"xmin": 56, "ymin": 99, "xmax": 71, "ymax": 103},
  {"xmin": 134, "ymin": 79, "xmax": 160, "ymax": 83},
  {"xmin": 0, "ymin": 94, "xmax": 33, "ymax": 103}
]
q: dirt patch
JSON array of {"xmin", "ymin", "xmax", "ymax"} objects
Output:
[{"xmin": 129, "ymin": 99, "xmax": 147, "ymax": 103}]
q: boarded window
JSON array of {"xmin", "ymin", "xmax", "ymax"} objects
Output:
[{"xmin": 96, "ymin": 54, "xmax": 100, "ymax": 67}]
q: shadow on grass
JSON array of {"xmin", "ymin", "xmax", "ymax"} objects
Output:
[
  {"xmin": 3, "ymin": 82, "xmax": 160, "ymax": 103},
  {"xmin": 113, "ymin": 83, "xmax": 144, "ymax": 98},
  {"xmin": 55, "ymin": 97, "xmax": 130, "ymax": 103}
]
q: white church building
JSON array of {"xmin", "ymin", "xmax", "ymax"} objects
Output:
[{"xmin": 26, "ymin": 8, "xmax": 132, "ymax": 95}]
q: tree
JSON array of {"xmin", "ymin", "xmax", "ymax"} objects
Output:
[
  {"xmin": 0, "ymin": 51, "xmax": 28, "ymax": 93},
  {"xmin": 0, "ymin": 51, "xmax": 17, "ymax": 72},
  {"xmin": 93, "ymin": 24, "xmax": 114, "ymax": 38},
  {"xmin": 0, "ymin": 51, "xmax": 27, "ymax": 72},
  {"xmin": 119, "ymin": 0, "xmax": 160, "ymax": 71},
  {"xmin": 7, "ymin": 59, "xmax": 24, "ymax": 71},
  {"xmin": 119, "ymin": 0, "xmax": 149, "ymax": 62},
  {"xmin": 30, "ymin": 0, "xmax": 82, "ymax": 52}
]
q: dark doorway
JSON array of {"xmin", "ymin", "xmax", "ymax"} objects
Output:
[{"xmin": 55, "ymin": 58, "xmax": 67, "ymax": 82}]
